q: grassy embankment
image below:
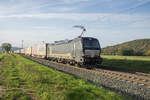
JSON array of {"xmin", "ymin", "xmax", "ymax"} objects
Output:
[
  {"xmin": 102, "ymin": 55, "xmax": 150, "ymax": 72},
  {"xmin": 0, "ymin": 54, "xmax": 129, "ymax": 100}
]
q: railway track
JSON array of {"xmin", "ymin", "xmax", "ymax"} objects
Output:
[
  {"xmin": 23, "ymin": 55, "xmax": 150, "ymax": 100},
  {"xmin": 93, "ymin": 68, "xmax": 150, "ymax": 86},
  {"xmin": 135, "ymin": 72, "xmax": 150, "ymax": 78},
  {"xmin": 50, "ymin": 62, "xmax": 150, "ymax": 86},
  {"xmin": 97, "ymin": 66, "xmax": 150, "ymax": 78}
]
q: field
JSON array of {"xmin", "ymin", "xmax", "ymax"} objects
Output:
[
  {"xmin": 0, "ymin": 54, "xmax": 129, "ymax": 100},
  {"xmin": 102, "ymin": 55, "xmax": 150, "ymax": 72}
]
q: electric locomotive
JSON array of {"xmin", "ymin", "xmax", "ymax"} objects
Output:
[{"xmin": 47, "ymin": 36, "xmax": 102, "ymax": 65}]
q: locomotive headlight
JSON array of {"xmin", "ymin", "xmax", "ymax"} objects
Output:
[{"xmin": 84, "ymin": 55, "xmax": 90, "ymax": 58}]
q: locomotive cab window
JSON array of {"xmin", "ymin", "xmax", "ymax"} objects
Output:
[{"xmin": 83, "ymin": 38, "xmax": 100, "ymax": 49}]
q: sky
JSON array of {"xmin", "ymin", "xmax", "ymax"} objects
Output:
[{"xmin": 0, "ymin": 0, "xmax": 150, "ymax": 48}]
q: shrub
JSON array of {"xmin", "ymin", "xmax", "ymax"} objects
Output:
[
  {"xmin": 147, "ymin": 50, "xmax": 150, "ymax": 56},
  {"xmin": 134, "ymin": 51, "xmax": 144, "ymax": 56},
  {"xmin": 118, "ymin": 48, "xmax": 134, "ymax": 56}
]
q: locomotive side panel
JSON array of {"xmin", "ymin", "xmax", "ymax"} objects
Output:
[
  {"xmin": 47, "ymin": 42, "xmax": 73, "ymax": 59},
  {"xmin": 47, "ymin": 38, "xmax": 84, "ymax": 64},
  {"xmin": 73, "ymin": 38, "xmax": 84, "ymax": 63}
]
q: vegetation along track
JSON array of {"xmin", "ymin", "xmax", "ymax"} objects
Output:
[{"xmin": 23, "ymin": 54, "xmax": 150, "ymax": 100}]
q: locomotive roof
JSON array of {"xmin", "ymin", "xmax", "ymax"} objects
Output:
[{"xmin": 50, "ymin": 37, "xmax": 98, "ymax": 45}]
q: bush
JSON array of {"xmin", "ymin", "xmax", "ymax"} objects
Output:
[
  {"xmin": 118, "ymin": 48, "xmax": 134, "ymax": 56},
  {"xmin": 134, "ymin": 51, "xmax": 144, "ymax": 56},
  {"xmin": 147, "ymin": 50, "xmax": 150, "ymax": 56}
]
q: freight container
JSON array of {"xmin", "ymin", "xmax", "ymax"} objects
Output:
[
  {"xmin": 32, "ymin": 45, "xmax": 38, "ymax": 57},
  {"xmin": 36, "ymin": 44, "xmax": 47, "ymax": 58},
  {"xmin": 20, "ymin": 48, "xmax": 25, "ymax": 54},
  {"xmin": 26, "ymin": 46, "xmax": 32, "ymax": 56}
]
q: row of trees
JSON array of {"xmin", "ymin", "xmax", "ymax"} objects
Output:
[{"xmin": 117, "ymin": 48, "xmax": 150, "ymax": 56}]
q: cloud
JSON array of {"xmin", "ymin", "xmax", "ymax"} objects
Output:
[
  {"xmin": 0, "ymin": 12, "xmax": 150, "ymax": 31},
  {"xmin": 0, "ymin": 13, "xmax": 104, "ymax": 20},
  {"xmin": 129, "ymin": 17, "xmax": 150, "ymax": 28},
  {"xmin": 63, "ymin": 0, "xmax": 89, "ymax": 3},
  {"xmin": 0, "ymin": 13, "xmax": 149, "ymax": 23},
  {"xmin": 0, "ymin": 0, "xmax": 90, "ymax": 15},
  {"xmin": 119, "ymin": 0, "xmax": 150, "ymax": 13},
  {"xmin": 1, "ymin": 0, "xmax": 149, "ymax": 16}
]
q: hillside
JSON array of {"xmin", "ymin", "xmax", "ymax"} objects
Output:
[{"xmin": 102, "ymin": 39, "xmax": 150, "ymax": 55}]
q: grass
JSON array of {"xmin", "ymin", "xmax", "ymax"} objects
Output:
[
  {"xmin": 3, "ymin": 89, "xmax": 31, "ymax": 100},
  {"xmin": 0, "ymin": 54, "xmax": 129, "ymax": 100},
  {"xmin": 0, "ymin": 54, "xmax": 31, "ymax": 100},
  {"xmin": 101, "ymin": 55, "xmax": 150, "ymax": 72},
  {"xmin": 0, "ymin": 53, "xmax": 4, "ymax": 61}
]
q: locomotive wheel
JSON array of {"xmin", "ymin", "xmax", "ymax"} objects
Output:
[{"xmin": 78, "ymin": 63, "xmax": 84, "ymax": 67}]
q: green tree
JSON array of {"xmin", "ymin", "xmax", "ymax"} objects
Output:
[
  {"xmin": 134, "ymin": 51, "xmax": 144, "ymax": 56},
  {"xmin": 147, "ymin": 50, "xmax": 150, "ymax": 56},
  {"xmin": 118, "ymin": 48, "xmax": 134, "ymax": 56},
  {"xmin": 1, "ymin": 43, "xmax": 12, "ymax": 53}
]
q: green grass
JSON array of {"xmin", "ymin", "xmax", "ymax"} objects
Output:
[
  {"xmin": 102, "ymin": 55, "xmax": 150, "ymax": 72},
  {"xmin": 0, "ymin": 54, "xmax": 31, "ymax": 100},
  {"xmin": 0, "ymin": 54, "xmax": 130, "ymax": 100},
  {"xmin": 0, "ymin": 53, "xmax": 4, "ymax": 61},
  {"xmin": 3, "ymin": 89, "xmax": 31, "ymax": 100}
]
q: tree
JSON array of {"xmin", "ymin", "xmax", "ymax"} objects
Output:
[
  {"xmin": 1, "ymin": 43, "xmax": 12, "ymax": 53},
  {"xmin": 134, "ymin": 51, "xmax": 144, "ymax": 56},
  {"xmin": 147, "ymin": 50, "xmax": 150, "ymax": 56},
  {"xmin": 118, "ymin": 48, "xmax": 134, "ymax": 56}
]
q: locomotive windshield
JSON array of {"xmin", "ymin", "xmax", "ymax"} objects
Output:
[{"xmin": 83, "ymin": 38, "xmax": 100, "ymax": 49}]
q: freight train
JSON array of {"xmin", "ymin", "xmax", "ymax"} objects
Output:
[{"xmin": 14, "ymin": 37, "xmax": 102, "ymax": 66}]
